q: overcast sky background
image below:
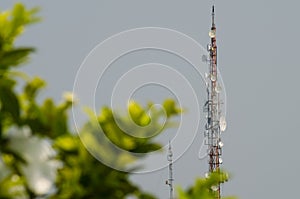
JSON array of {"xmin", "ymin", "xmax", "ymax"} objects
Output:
[{"xmin": 2, "ymin": 1, "xmax": 300, "ymax": 199}]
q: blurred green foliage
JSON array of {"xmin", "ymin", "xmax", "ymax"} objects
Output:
[
  {"xmin": 0, "ymin": 3, "xmax": 181, "ymax": 199},
  {"xmin": 0, "ymin": 3, "xmax": 39, "ymax": 131},
  {"xmin": 52, "ymin": 100, "xmax": 180, "ymax": 199},
  {"xmin": 177, "ymin": 170, "xmax": 237, "ymax": 199}
]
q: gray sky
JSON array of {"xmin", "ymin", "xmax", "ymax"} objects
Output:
[{"xmin": 2, "ymin": 0, "xmax": 300, "ymax": 198}]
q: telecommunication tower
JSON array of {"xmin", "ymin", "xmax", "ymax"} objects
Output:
[
  {"xmin": 165, "ymin": 141, "xmax": 174, "ymax": 199},
  {"xmin": 203, "ymin": 5, "xmax": 227, "ymax": 199}
]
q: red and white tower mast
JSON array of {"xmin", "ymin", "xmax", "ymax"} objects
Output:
[{"xmin": 204, "ymin": 5, "xmax": 226, "ymax": 199}]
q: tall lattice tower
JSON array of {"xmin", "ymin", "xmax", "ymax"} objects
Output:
[
  {"xmin": 165, "ymin": 141, "xmax": 174, "ymax": 199},
  {"xmin": 204, "ymin": 5, "xmax": 227, "ymax": 199}
]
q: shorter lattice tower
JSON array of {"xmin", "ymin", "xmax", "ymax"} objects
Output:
[{"xmin": 165, "ymin": 141, "xmax": 174, "ymax": 199}]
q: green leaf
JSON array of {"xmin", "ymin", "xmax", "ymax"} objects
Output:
[
  {"xmin": 24, "ymin": 76, "xmax": 46, "ymax": 100},
  {"xmin": 132, "ymin": 143, "xmax": 161, "ymax": 153},
  {"xmin": 0, "ymin": 48, "xmax": 35, "ymax": 70},
  {"xmin": 0, "ymin": 85, "xmax": 20, "ymax": 123},
  {"xmin": 55, "ymin": 135, "xmax": 77, "ymax": 152},
  {"xmin": 163, "ymin": 98, "xmax": 181, "ymax": 117},
  {"xmin": 0, "ymin": 3, "xmax": 40, "ymax": 50}
]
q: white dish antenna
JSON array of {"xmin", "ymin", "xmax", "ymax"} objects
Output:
[
  {"xmin": 219, "ymin": 158, "xmax": 223, "ymax": 164},
  {"xmin": 220, "ymin": 116, "xmax": 227, "ymax": 132},
  {"xmin": 209, "ymin": 29, "xmax": 216, "ymax": 38},
  {"xmin": 215, "ymin": 85, "xmax": 222, "ymax": 93},
  {"xmin": 218, "ymin": 141, "xmax": 224, "ymax": 148},
  {"xmin": 210, "ymin": 74, "xmax": 216, "ymax": 82}
]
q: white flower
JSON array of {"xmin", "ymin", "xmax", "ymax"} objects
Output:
[
  {"xmin": 63, "ymin": 91, "xmax": 77, "ymax": 103},
  {"xmin": 7, "ymin": 126, "xmax": 61, "ymax": 195}
]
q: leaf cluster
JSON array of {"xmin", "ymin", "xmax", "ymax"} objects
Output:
[
  {"xmin": 177, "ymin": 170, "xmax": 237, "ymax": 199},
  {"xmin": 0, "ymin": 4, "xmax": 181, "ymax": 199}
]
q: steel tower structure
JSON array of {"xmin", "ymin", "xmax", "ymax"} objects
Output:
[
  {"xmin": 165, "ymin": 141, "xmax": 174, "ymax": 199},
  {"xmin": 204, "ymin": 5, "xmax": 226, "ymax": 199}
]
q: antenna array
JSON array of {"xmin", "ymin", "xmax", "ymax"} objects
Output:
[{"xmin": 203, "ymin": 5, "xmax": 226, "ymax": 199}]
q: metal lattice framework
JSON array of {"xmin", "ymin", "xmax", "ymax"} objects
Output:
[
  {"xmin": 203, "ymin": 5, "xmax": 226, "ymax": 199},
  {"xmin": 164, "ymin": 6, "xmax": 226, "ymax": 199},
  {"xmin": 165, "ymin": 141, "xmax": 174, "ymax": 199}
]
